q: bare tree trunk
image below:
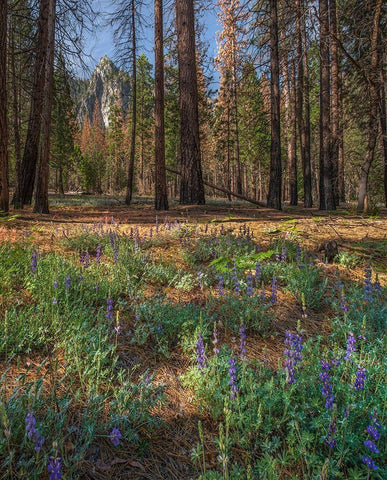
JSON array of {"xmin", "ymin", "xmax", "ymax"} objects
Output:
[
  {"xmin": 330, "ymin": 0, "xmax": 341, "ymax": 204},
  {"xmin": 357, "ymin": 0, "xmax": 382, "ymax": 211},
  {"xmin": 296, "ymin": 0, "xmax": 312, "ymax": 207},
  {"xmin": 233, "ymin": 56, "xmax": 242, "ymax": 195},
  {"xmin": 14, "ymin": 0, "xmax": 50, "ymax": 208},
  {"xmin": 10, "ymin": 15, "xmax": 22, "ymax": 191},
  {"xmin": 154, "ymin": 0, "xmax": 169, "ymax": 210},
  {"xmin": 58, "ymin": 164, "xmax": 64, "ymax": 196},
  {"xmin": 34, "ymin": 0, "xmax": 56, "ymax": 213},
  {"xmin": 175, "ymin": 0, "xmax": 205, "ymax": 204},
  {"xmin": 267, "ymin": 0, "xmax": 282, "ymax": 210},
  {"xmin": 289, "ymin": 59, "xmax": 298, "ymax": 206},
  {"xmin": 125, "ymin": 0, "xmax": 137, "ymax": 205},
  {"xmin": 379, "ymin": 38, "xmax": 387, "ymax": 207},
  {"xmin": 319, "ymin": 0, "xmax": 335, "ymax": 210},
  {"xmin": 0, "ymin": 0, "xmax": 9, "ymax": 214}
]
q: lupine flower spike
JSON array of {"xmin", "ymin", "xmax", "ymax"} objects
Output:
[
  {"xmin": 47, "ymin": 457, "xmax": 62, "ymax": 480},
  {"xmin": 110, "ymin": 427, "xmax": 122, "ymax": 446},
  {"xmin": 196, "ymin": 334, "xmax": 207, "ymax": 373},
  {"xmin": 228, "ymin": 357, "xmax": 238, "ymax": 399}
]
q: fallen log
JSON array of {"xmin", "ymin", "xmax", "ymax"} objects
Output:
[{"xmin": 165, "ymin": 167, "xmax": 268, "ymax": 208}]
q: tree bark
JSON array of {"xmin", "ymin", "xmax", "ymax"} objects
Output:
[
  {"xmin": 34, "ymin": 0, "xmax": 56, "ymax": 213},
  {"xmin": 289, "ymin": 59, "xmax": 298, "ymax": 206},
  {"xmin": 13, "ymin": 0, "xmax": 50, "ymax": 208},
  {"xmin": 175, "ymin": 0, "xmax": 205, "ymax": 204},
  {"xmin": 0, "ymin": 0, "xmax": 9, "ymax": 214},
  {"xmin": 319, "ymin": 0, "xmax": 335, "ymax": 210},
  {"xmin": 357, "ymin": 0, "xmax": 382, "ymax": 212},
  {"xmin": 296, "ymin": 0, "xmax": 312, "ymax": 207},
  {"xmin": 125, "ymin": 0, "xmax": 137, "ymax": 205},
  {"xmin": 154, "ymin": 0, "xmax": 169, "ymax": 210},
  {"xmin": 329, "ymin": 0, "xmax": 341, "ymax": 204},
  {"xmin": 267, "ymin": 0, "xmax": 281, "ymax": 210}
]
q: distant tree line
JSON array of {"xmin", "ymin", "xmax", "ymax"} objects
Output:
[{"xmin": 0, "ymin": 0, "xmax": 385, "ymax": 214}]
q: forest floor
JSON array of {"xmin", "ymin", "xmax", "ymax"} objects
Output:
[{"xmin": 0, "ymin": 196, "xmax": 386, "ymax": 479}]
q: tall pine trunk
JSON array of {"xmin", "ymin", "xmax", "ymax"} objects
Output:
[
  {"xmin": 289, "ymin": 59, "xmax": 298, "ymax": 206},
  {"xmin": 10, "ymin": 15, "xmax": 22, "ymax": 191},
  {"xmin": 14, "ymin": 0, "xmax": 50, "ymax": 208},
  {"xmin": 319, "ymin": 0, "xmax": 335, "ymax": 210},
  {"xmin": 34, "ymin": 0, "xmax": 56, "ymax": 213},
  {"xmin": 154, "ymin": 0, "xmax": 168, "ymax": 210},
  {"xmin": 330, "ymin": 0, "xmax": 341, "ymax": 204},
  {"xmin": 125, "ymin": 0, "xmax": 137, "ymax": 205},
  {"xmin": 0, "ymin": 0, "xmax": 9, "ymax": 214},
  {"xmin": 296, "ymin": 0, "xmax": 312, "ymax": 207},
  {"xmin": 267, "ymin": 0, "xmax": 281, "ymax": 210},
  {"xmin": 357, "ymin": 0, "xmax": 382, "ymax": 211},
  {"xmin": 175, "ymin": 0, "xmax": 205, "ymax": 204}
]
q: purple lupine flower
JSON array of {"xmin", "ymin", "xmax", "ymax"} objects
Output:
[
  {"xmin": 52, "ymin": 298, "xmax": 58, "ymax": 305},
  {"xmin": 31, "ymin": 250, "xmax": 38, "ymax": 273},
  {"xmin": 212, "ymin": 323, "xmax": 219, "ymax": 355},
  {"xmin": 363, "ymin": 456, "xmax": 378, "ymax": 470},
  {"xmin": 25, "ymin": 411, "xmax": 45, "ymax": 451},
  {"xmin": 281, "ymin": 246, "xmax": 287, "ymax": 262},
  {"xmin": 246, "ymin": 272, "xmax": 253, "ymax": 297},
  {"xmin": 48, "ymin": 457, "xmax": 62, "ymax": 480},
  {"xmin": 96, "ymin": 244, "xmax": 101, "ymax": 263},
  {"xmin": 65, "ymin": 276, "xmax": 71, "ymax": 291},
  {"xmin": 319, "ymin": 360, "xmax": 335, "ymax": 410},
  {"xmin": 53, "ymin": 280, "xmax": 58, "ymax": 289},
  {"xmin": 366, "ymin": 425, "xmax": 380, "ymax": 441},
  {"xmin": 157, "ymin": 324, "xmax": 162, "ymax": 334},
  {"xmin": 228, "ymin": 357, "xmax": 238, "ymax": 399},
  {"xmin": 109, "ymin": 427, "xmax": 122, "ymax": 446},
  {"xmin": 296, "ymin": 245, "xmax": 302, "ymax": 263},
  {"xmin": 325, "ymin": 418, "xmax": 337, "ymax": 449},
  {"xmin": 218, "ymin": 276, "xmax": 224, "ymax": 296},
  {"xmin": 276, "ymin": 253, "xmax": 281, "ymax": 262},
  {"xmin": 364, "ymin": 440, "xmax": 379, "ymax": 454},
  {"xmin": 271, "ymin": 276, "xmax": 278, "ymax": 304},
  {"xmin": 113, "ymin": 243, "xmax": 119, "ymax": 264},
  {"xmin": 255, "ymin": 262, "xmax": 261, "ymax": 286},
  {"xmin": 106, "ymin": 297, "xmax": 114, "ymax": 320},
  {"xmin": 354, "ymin": 366, "xmax": 367, "ymax": 391},
  {"xmin": 84, "ymin": 251, "xmax": 90, "ymax": 268},
  {"xmin": 284, "ymin": 332, "xmax": 303, "ymax": 384},
  {"xmin": 239, "ymin": 324, "xmax": 247, "ymax": 361},
  {"xmin": 344, "ymin": 332, "xmax": 356, "ymax": 361},
  {"xmin": 196, "ymin": 334, "xmax": 207, "ymax": 373},
  {"xmin": 364, "ymin": 265, "xmax": 373, "ymax": 302}
]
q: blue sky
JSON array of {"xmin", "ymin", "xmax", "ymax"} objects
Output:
[{"xmin": 82, "ymin": 0, "xmax": 220, "ymax": 78}]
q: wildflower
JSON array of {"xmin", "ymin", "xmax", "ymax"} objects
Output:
[
  {"xmin": 52, "ymin": 298, "xmax": 58, "ymax": 306},
  {"xmin": 354, "ymin": 366, "xmax": 367, "ymax": 391},
  {"xmin": 364, "ymin": 440, "xmax": 379, "ymax": 454},
  {"xmin": 197, "ymin": 271, "xmax": 203, "ymax": 288},
  {"xmin": 344, "ymin": 332, "xmax": 356, "ymax": 361},
  {"xmin": 25, "ymin": 411, "xmax": 45, "ymax": 451},
  {"xmin": 109, "ymin": 427, "xmax": 122, "ymax": 446},
  {"xmin": 362, "ymin": 456, "xmax": 378, "ymax": 470},
  {"xmin": 157, "ymin": 324, "xmax": 162, "ymax": 334},
  {"xmin": 281, "ymin": 245, "xmax": 287, "ymax": 262},
  {"xmin": 255, "ymin": 262, "xmax": 261, "ymax": 286},
  {"xmin": 246, "ymin": 272, "xmax": 253, "ymax": 297},
  {"xmin": 271, "ymin": 276, "xmax": 278, "ymax": 304},
  {"xmin": 325, "ymin": 418, "xmax": 337, "ymax": 449},
  {"xmin": 31, "ymin": 250, "xmax": 38, "ymax": 273},
  {"xmin": 364, "ymin": 265, "xmax": 373, "ymax": 302},
  {"xmin": 228, "ymin": 358, "xmax": 238, "ymax": 399},
  {"xmin": 284, "ymin": 332, "xmax": 303, "ymax": 384},
  {"xmin": 196, "ymin": 334, "xmax": 207, "ymax": 373},
  {"xmin": 366, "ymin": 425, "xmax": 380, "ymax": 441},
  {"xmin": 260, "ymin": 284, "xmax": 266, "ymax": 300},
  {"xmin": 218, "ymin": 275, "xmax": 224, "ymax": 296},
  {"xmin": 96, "ymin": 244, "xmax": 101, "ymax": 263},
  {"xmin": 53, "ymin": 280, "xmax": 58, "ymax": 289},
  {"xmin": 239, "ymin": 324, "xmax": 247, "ymax": 361},
  {"xmin": 47, "ymin": 457, "xmax": 62, "ymax": 480},
  {"xmin": 64, "ymin": 276, "xmax": 71, "ymax": 291},
  {"xmin": 84, "ymin": 251, "xmax": 90, "ymax": 268},
  {"xmin": 373, "ymin": 274, "xmax": 381, "ymax": 292},
  {"xmin": 319, "ymin": 360, "xmax": 335, "ymax": 410},
  {"xmin": 106, "ymin": 297, "xmax": 114, "ymax": 320}
]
